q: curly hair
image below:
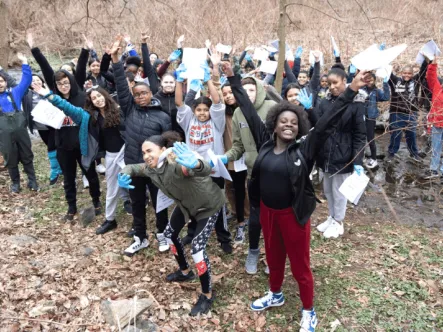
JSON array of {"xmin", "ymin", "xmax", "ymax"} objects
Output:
[
  {"xmin": 85, "ymin": 86, "xmax": 120, "ymax": 128},
  {"xmin": 265, "ymin": 101, "xmax": 311, "ymax": 140}
]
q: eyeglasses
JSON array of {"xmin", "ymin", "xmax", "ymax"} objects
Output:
[
  {"xmin": 134, "ymin": 91, "xmax": 150, "ymax": 99},
  {"xmin": 56, "ymin": 81, "xmax": 71, "ymax": 87},
  {"xmin": 86, "ymin": 85, "xmax": 99, "ymax": 93}
]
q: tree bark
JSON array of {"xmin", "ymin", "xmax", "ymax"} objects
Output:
[
  {"xmin": 274, "ymin": 0, "xmax": 286, "ymax": 93},
  {"xmin": 0, "ymin": 0, "xmax": 9, "ymax": 69}
]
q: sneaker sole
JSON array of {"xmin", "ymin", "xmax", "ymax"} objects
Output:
[
  {"xmin": 159, "ymin": 247, "xmax": 170, "ymax": 252},
  {"xmin": 245, "ymin": 268, "xmax": 258, "ymax": 275},
  {"xmin": 250, "ymin": 300, "xmax": 285, "ymax": 311}
]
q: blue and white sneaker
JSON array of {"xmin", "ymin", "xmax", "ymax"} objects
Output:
[
  {"xmin": 299, "ymin": 308, "xmax": 318, "ymax": 331},
  {"xmin": 250, "ymin": 291, "xmax": 285, "ymax": 311}
]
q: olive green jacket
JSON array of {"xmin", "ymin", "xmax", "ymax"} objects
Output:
[
  {"xmin": 121, "ymin": 160, "xmax": 225, "ymax": 221},
  {"xmin": 225, "ymin": 76, "xmax": 277, "ymax": 177}
]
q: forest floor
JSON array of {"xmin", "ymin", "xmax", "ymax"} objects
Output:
[{"xmin": 0, "ymin": 140, "xmax": 442, "ymax": 332}]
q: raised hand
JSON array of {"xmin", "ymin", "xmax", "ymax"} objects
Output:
[
  {"xmin": 83, "ymin": 35, "xmax": 94, "ymax": 50},
  {"xmin": 295, "ymin": 46, "xmax": 303, "ymax": 59},
  {"xmin": 26, "ymin": 32, "xmax": 34, "ymax": 48},
  {"xmin": 175, "ymin": 63, "xmax": 187, "ymax": 83},
  {"xmin": 189, "ymin": 79, "xmax": 203, "ymax": 92},
  {"xmin": 32, "ymin": 82, "xmax": 50, "ymax": 96},
  {"xmin": 349, "ymin": 70, "xmax": 371, "ymax": 91},
  {"xmin": 141, "ymin": 31, "xmax": 149, "ymax": 43},
  {"xmin": 110, "ymin": 35, "xmax": 123, "ymax": 62},
  {"xmin": 209, "ymin": 50, "xmax": 222, "ymax": 66},
  {"xmin": 349, "ymin": 64, "xmax": 357, "ymax": 74},
  {"xmin": 17, "ymin": 52, "xmax": 28, "ymax": 65},
  {"xmin": 379, "ymin": 42, "xmax": 386, "ymax": 51},
  {"xmin": 201, "ymin": 62, "xmax": 211, "ymax": 82},
  {"xmin": 296, "ymin": 89, "xmax": 313, "ymax": 109},
  {"xmin": 123, "ymin": 34, "xmax": 131, "ymax": 44},
  {"xmin": 221, "ymin": 61, "xmax": 234, "ymax": 77},
  {"xmin": 177, "ymin": 35, "xmax": 185, "ymax": 48},
  {"xmin": 205, "ymin": 39, "xmax": 211, "ymax": 49},
  {"xmin": 172, "ymin": 142, "xmax": 199, "ymax": 169},
  {"xmin": 168, "ymin": 49, "xmax": 182, "ymax": 62},
  {"xmin": 118, "ymin": 174, "xmax": 135, "ymax": 189},
  {"xmin": 312, "ymin": 50, "xmax": 322, "ymax": 62}
]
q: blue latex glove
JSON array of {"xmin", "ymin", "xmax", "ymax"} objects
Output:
[
  {"xmin": 201, "ymin": 62, "xmax": 211, "ymax": 83},
  {"xmin": 383, "ymin": 76, "xmax": 389, "ymax": 83},
  {"xmin": 172, "ymin": 142, "xmax": 199, "ymax": 169},
  {"xmin": 295, "ymin": 46, "xmax": 303, "ymax": 59},
  {"xmin": 175, "ymin": 63, "xmax": 187, "ymax": 83},
  {"xmin": 189, "ymin": 79, "xmax": 203, "ymax": 92},
  {"xmin": 379, "ymin": 42, "xmax": 386, "ymax": 51},
  {"xmin": 333, "ymin": 49, "xmax": 340, "ymax": 57},
  {"xmin": 349, "ymin": 64, "xmax": 357, "ymax": 74},
  {"xmin": 118, "ymin": 173, "xmax": 135, "ymax": 189},
  {"xmin": 245, "ymin": 54, "xmax": 252, "ymax": 61},
  {"xmin": 354, "ymin": 165, "xmax": 364, "ymax": 176},
  {"xmin": 219, "ymin": 76, "xmax": 227, "ymax": 86},
  {"xmin": 169, "ymin": 49, "xmax": 182, "ymax": 62},
  {"xmin": 296, "ymin": 89, "xmax": 313, "ymax": 109},
  {"xmin": 269, "ymin": 51, "xmax": 277, "ymax": 58},
  {"xmin": 209, "ymin": 155, "xmax": 228, "ymax": 167}
]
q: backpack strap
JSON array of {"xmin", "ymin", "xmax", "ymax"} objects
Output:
[{"xmin": 8, "ymin": 90, "xmax": 20, "ymax": 112}]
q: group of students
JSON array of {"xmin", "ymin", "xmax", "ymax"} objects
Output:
[{"xmin": 1, "ymin": 31, "xmax": 442, "ymax": 330}]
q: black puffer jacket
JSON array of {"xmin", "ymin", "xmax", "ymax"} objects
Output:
[
  {"xmin": 154, "ymin": 90, "xmax": 185, "ymax": 139},
  {"xmin": 315, "ymin": 90, "xmax": 366, "ymax": 174},
  {"xmin": 112, "ymin": 61, "xmax": 171, "ymax": 165}
]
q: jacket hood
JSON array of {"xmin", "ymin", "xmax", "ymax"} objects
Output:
[
  {"xmin": 53, "ymin": 69, "xmax": 80, "ymax": 97},
  {"xmin": 137, "ymin": 97, "xmax": 163, "ymax": 111},
  {"xmin": 241, "ymin": 76, "xmax": 267, "ymax": 110}
]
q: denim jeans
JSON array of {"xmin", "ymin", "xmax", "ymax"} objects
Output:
[
  {"xmin": 388, "ymin": 112, "xmax": 419, "ymax": 157},
  {"xmin": 430, "ymin": 126, "xmax": 443, "ymax": 171}
]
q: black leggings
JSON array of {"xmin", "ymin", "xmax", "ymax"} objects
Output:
[
  {"xmin": 248, "ymin": 179, "xmax": 261, "ymax": 250},
  {"xmin": 38, "ymin": 128, "xmax": 56, "ymax": 152},
  {"xmin": 164, "ymin": 206, "xmax": 220, "ymax": 294},
  {"xmin": 366, "ymin": 117, "xmax": 376, "ymax": 159},
  {"xmin": 229, "ymin": 170, "xmax": 247, "ymax": 223}
]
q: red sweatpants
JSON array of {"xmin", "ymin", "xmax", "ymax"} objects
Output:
[{"xmin": 260, "ymin": 201, "xmax": 314, "ymax": 309}]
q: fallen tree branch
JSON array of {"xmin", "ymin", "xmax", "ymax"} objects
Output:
[
  {"xmin": 285, "ymin": 2, "xmax": 347, "ymax": 22},
  {"xmin": 0, "ymin": 316, "xmax": 100, "ymax": 327}
]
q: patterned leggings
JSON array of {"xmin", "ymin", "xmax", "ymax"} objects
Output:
[{"xmin": 164, "ymin": 206, "xmax": 220, "ymax": 294}]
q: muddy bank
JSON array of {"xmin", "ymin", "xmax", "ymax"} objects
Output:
[{"xmin": 352, "ymin": 128, "xmax": 443, "ymax": 231}]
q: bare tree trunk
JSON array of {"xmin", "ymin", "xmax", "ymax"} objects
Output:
[
  {"xmin": 275, "ymin": 0, "xmax": 286, "ymax": 94},
  {"xmin": 0, "ymin": 0, "xmax": 9, "ymax": 69}
]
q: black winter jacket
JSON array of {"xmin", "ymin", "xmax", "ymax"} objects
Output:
[
  {"xmin": 112, "ymin": 61, "xmax": 171, "ymax": 165},
  {"xmin": 227, "ymin": 74, "xmax": 358, "ymax": 226},
  {"xmin": 153, "ymin": 90, "xmax": 185, "ymax": 139},
  {"xmin": 315, "ymin": 91, "xmax": 366, "ymax": 174}
]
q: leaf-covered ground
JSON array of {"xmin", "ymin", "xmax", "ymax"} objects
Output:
[{"xmin": 0, "ymin": 141, "xmax": 442, "ymax": 331}]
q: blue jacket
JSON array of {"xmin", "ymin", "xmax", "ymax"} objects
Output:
[
  {"xmin": 362, "ymin": 82, "xmax": 390, "ymax": 119},
  {"xmin": 48, "ymin": 95, "xmax": 94, "ymax": 166},
  {"xmin": 0, "ymin": 64, "xmax": 32, "ymax": 113}
]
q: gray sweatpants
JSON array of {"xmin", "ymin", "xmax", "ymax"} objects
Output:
[
  {"xmin": 105, "ymin": 149, "xmax": 129, "ymax": 221},
  {"xmin": 323, "ymin": 172, "xmax": 351, "ymax": 222}
]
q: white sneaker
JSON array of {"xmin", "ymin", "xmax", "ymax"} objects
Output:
[
  {"xmin": 323, "ymin": 220, "xmax": 344, "ymax": 239},
  {"xmin": 264, "ymin": 265, "xmax": 270, "ymax": 275},
  {"xmin": 156, "ymin": 233, "xmax": 169, "ymax": 252},
  {"xmin": 300, "ymin": 308, "xmax": 318, "ymax": 331},
  {"xmin": 124, "ymin": 236, "xmax": 149, "ymax": 256},
  {"xmin": 316, "ymin": 216, "xmax": 334, "ymax": 233},
  {"xmin": 96, "ymin": 164, "xmax": 106, "ymax": 174},
  {"xmin": 366, "ymin": 158, "xmax": 378, "ymax": 169},
  {"xmin": 82, "ymin": 175, "xmax": 89, "ymax": 189}
]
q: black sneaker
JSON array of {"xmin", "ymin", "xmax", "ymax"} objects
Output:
[
  {"xmin": 182, "ymin": 235, "xmax": 193, "ymax": 246},
  {"xmin": 166, "ymin": 269, "xmax": 196, "ymax": 282},
  {"xmin": 27, "ymin": 180, "xmax": 39, "ymax": 192},
  {"xmin": 127, "ymin": 228, "xmax": 136, "ymax": 237},
  {"xmin": 96, "ymin": 220, "xmax": 117, "ymax": 235},
  {"xmin": 221, "ymin": 242, "xmax": 233, "ymax": 254},
  {"xmin": 423, "ymin": 169, "xmax": 439, "ymax": 180},
  {"xmin": 49, "ymin": 174, "xmax": 59, "ymax": 186},
  {"xmin": 10, "ymin": 183, "xmax": 21, "ymax": 193},
  {"xmin": 93, "ymin": 199, "xmax": 102, "ymax": 216},
  {"xmin": 409, "ymin": 155, "xmax": 423, "ymax": 164},
  {"xmin": 385, "ymin": 154, "xmax": 395, "ymax": 163},
  {"xmin": 123, "ymin": 200, "xmax": 132, "ymax": 215},
  {"xmin": 64, "ymin": 208, "xmax": 77, "ymax": 222},
  {"xmin": 190, "ymin": 294, "xmax": 214, "ymax": 316}
]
